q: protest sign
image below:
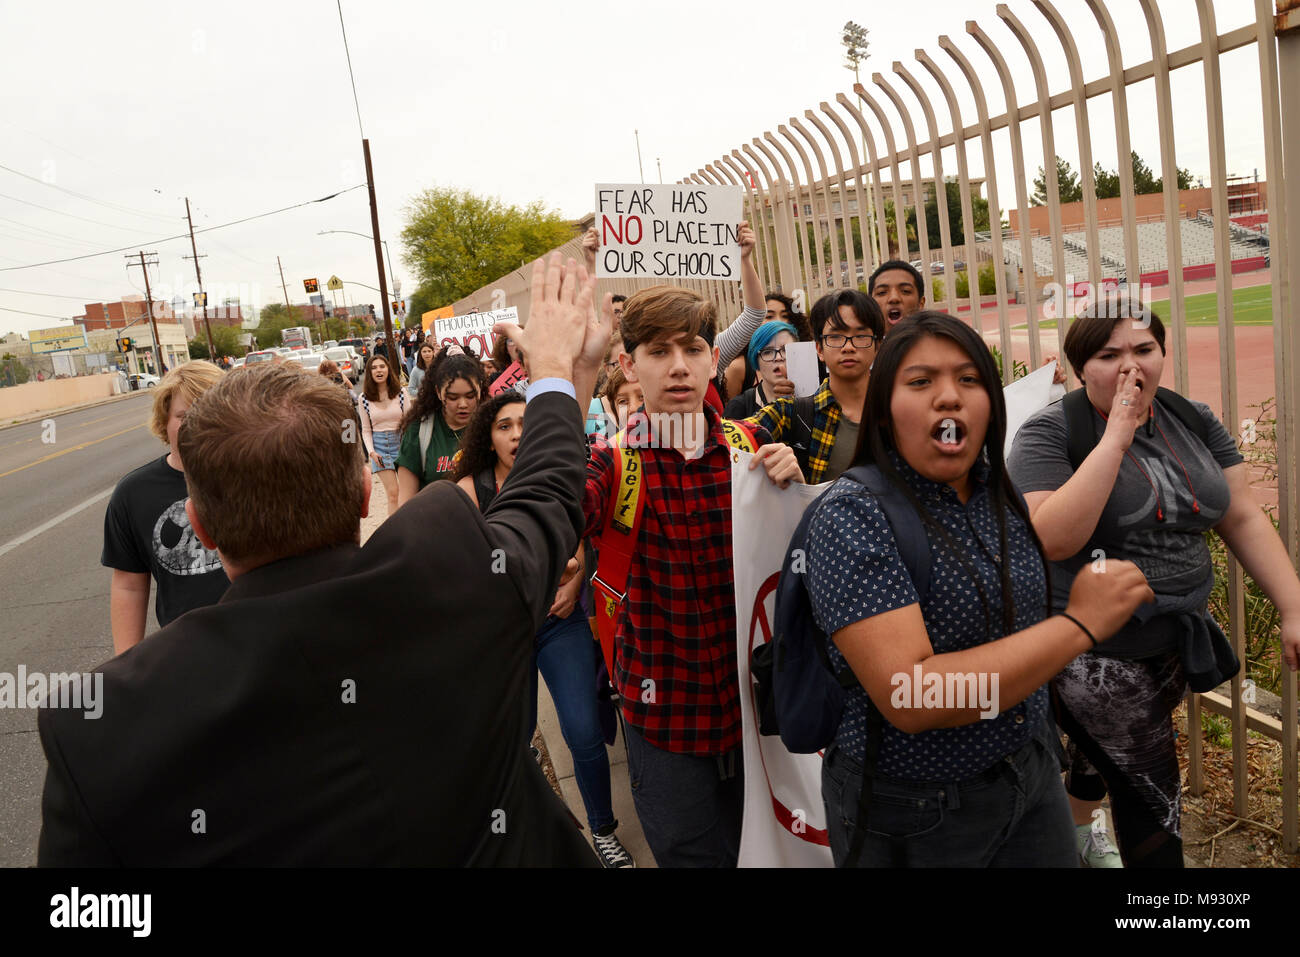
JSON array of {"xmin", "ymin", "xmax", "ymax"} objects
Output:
[
  {"xmin": 731, "ymin": 450, "xmax": 835, "ymax": 867},
  {"xmin": 594, "ymin": 184, "xmax": 743, "ymax": 281},
  {"xmin": 1002, "ymin": 360, "xmax": 1063, "ymax": 458},
  {"xmin": 784, "ymin": 341, "xmax": 821, "ymax": 397},
  {"xmin": 490, "ymin": 361, "xmax": 528, "ymax": 396},
  {"xmin": 433, "ymin": 307, "xmax": 517, "ymax": 357}
]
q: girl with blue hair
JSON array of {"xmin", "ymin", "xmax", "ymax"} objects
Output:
[{"xmin": 722, "ymin": 319, "xmax": 798, "ymax": 420}]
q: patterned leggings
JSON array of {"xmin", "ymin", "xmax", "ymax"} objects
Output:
[{"xmin": 1052, "ymin": 652, "xmax": 1188, "ymax": 868}]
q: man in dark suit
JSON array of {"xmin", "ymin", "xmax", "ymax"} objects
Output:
[{"xmin": 38, "ymin": 253, "xmax": 608, "ymax": 866}]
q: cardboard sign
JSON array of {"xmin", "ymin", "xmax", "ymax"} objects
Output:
[
  {"xmin": 490, "ymin": 361, "xmax": 528, "ymax": 396},
  {"xmin": 433, "ymin": 306, "xmax": 517, "ymax": 357},
  {"xmin": 594, "ymin": 183, "xmax": 743, "ymax": 280}
]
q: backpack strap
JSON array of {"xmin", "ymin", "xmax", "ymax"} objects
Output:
[
  {"xmin": 841, "ymin": 463, "xmax": 932, "ymax": 604},
  {"xmin": 590, "ymin": 432, "xmax": 645, "ymax": 678},
  {"xmin": 1154, "ymin": 387, "xmax": 1209, "ymax": 445},
  {"xmin": 418, "ymin": 416, "xmax": 435, "ymax": 472},
  {"xmin": 790, "ymin": 394, "xmax": 815, "ymax": 480},
  {"xmin": 837, "ymin": 462, "xmax": 931, "ymax": 866},
  {"xmin": 720, "ymin": 417, "xmax": 759, "ymax": 453}
]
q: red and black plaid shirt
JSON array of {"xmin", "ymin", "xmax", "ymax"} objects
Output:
[{"xmin": 583, "ymin": 408, "xmax": 770, "ymax": 756}]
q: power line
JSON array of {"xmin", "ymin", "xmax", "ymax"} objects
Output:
[
  {"xmin": 0, "ymin": 162, "xmax": 180, "ymax": 224},
  {"xmin": 337, "ymin": 1, "xmax": 365, "ymax": 140},
  {"xmin": 0, "ymin": 215, "xmax": 106, "ymax": 247},
  {"xmin": 0, "ymin": 286, "xmax": 110, "ymax": 300},
  {"xmin": 0, "ymin": 190, "xmax": 161, "ymax": 234},
  {"xmin": 0, "ymin": 305, "xmax": 69, "ymax": 320},
  {"xmin": 0, "ymin": 184, "xmax": 367, "ymax": 272}
]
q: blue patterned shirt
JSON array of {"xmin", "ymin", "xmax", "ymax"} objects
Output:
[{"xmin": 806, "ymin": 453, "xmax": 1051, "ymax": 781}]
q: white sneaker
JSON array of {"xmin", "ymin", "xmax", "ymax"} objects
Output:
[{"xmin": 1077, "ymin": 822, "xmax": 1123, "ymax": 868}]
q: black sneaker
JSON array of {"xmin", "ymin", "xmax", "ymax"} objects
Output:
[{"xmin": 592, "ymin": 823, "xmax": 635, "ymax": 868}]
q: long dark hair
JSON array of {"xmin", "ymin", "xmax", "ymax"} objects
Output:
[
  {"xmin": 454, "ymin": 391, "xmax": 526, "ymax": 481},
  {"xmin": 399, "ymin": 353, "xmax": 485, "ymax": 435},
  {"xmin": 362, "ymin": 353, "xmax": 400, "ymax": 402},
  {"xmin": 852, "ymin": 311, "xmax": 1051, "ymax": 632}
]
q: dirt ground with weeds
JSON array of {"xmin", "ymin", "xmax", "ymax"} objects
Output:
[{"xmin": 1174, "ymin": 703, "xmax": 1298, "ymax": 868}]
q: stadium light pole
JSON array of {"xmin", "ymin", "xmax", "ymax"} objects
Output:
[{"xmin": 841, "ymin": 20, "xmax": 880, "ymax": 263}]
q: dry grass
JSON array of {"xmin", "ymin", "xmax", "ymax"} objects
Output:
[{"xmin": 1175, "ymin": 702, "xmax": 1298, "ymax": 868}]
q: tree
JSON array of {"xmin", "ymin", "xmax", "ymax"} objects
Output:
[
  {"xmin": 187, "ymin": 325, "xmax": 244, "ymax": 360},
  {"xmin": 1093, "ymin": 162, "xmax": 1120, "ymax": 199},
  {"xmin": 922, "ymin": 180, "xmax": 992, "ymax": 248},
  {"xmin": 254, "ymin": 303, "xmax": 302, "ymax": 349},
  {"xmin": 1031, "ymin": 156, "xmax": 1082, "ymax": 206},
  {"xmin": 0, "ymin": 354, "xmax": 30, "ymax": 387},
  {"xmin": 1092, "ymin": 152, "xmax": 1194, "ymax": 199},
  {"xmin": 400, "ymin": 188, "xmax": 577, "ymax": 307},
  {"xmin": 405, "ymin": 282, "xmax": 437, "ymax": 330},
  {"xmin": 1129, "ymin": 150, "xmax": 1159, "ymax": 194}
]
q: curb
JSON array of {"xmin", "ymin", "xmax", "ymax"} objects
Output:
[{"xmin": 0, "ymin": 389, "xmax": 151, "ymax": 433}]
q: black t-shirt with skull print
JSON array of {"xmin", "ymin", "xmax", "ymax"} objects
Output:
[{"xmin": 101, "ymin": 454, "xmax": 229, "ymax": 628}]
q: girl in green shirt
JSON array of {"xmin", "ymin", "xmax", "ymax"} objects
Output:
[{"xmin": 395, "ymin": 353, "xmax": 485, "ymax": 507}]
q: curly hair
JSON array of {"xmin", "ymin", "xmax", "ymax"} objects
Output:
[
  {"xmin": 398, "ymin": 352, "xmax": 485, "ymax": 435},
  {"xmin": 453, "ymin": 391, "xmax": 526, "ymax": 481}
]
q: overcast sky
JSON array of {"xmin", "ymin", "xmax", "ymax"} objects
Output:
[{"xmin": 0, "ymin": 0, "xmax": 1273, "ymax": 338}]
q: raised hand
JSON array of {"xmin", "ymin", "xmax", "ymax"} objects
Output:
[{"xmin": 493, "ymin": 252, "xmax": 596, "ymax": 384}]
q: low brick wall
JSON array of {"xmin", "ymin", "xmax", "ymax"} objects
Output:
[{"xmin": 0, "ymin": 376, "xmax": 121, "ymax": 421}]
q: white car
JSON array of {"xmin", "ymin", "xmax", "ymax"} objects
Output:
[
  {"xmin": 323, "ymin": 340, "xmax": 338, "ymax": 350},
  {"xmin": 129, "ymin": 373, "xmax": 160, "ymax": 389},
  {"xmin": 288, "ymin": 353, "xmax": 326, "ymax": 373},
  {"xmin": 323, "ymin": 347, "xmax": 361, "ymax": 381}
]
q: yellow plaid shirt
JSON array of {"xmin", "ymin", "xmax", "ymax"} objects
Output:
[{"xmin": 744, "ymin": 378, "xmax": 843, "ymax": 484}]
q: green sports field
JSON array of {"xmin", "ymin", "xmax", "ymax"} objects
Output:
[{"xmin": 1149, "ymin": 283, "xmax": 1274, "ymax": 326}]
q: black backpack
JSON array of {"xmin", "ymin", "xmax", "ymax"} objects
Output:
[{"xmin": 1062, "ymin": 386, "xmax": 1208, "ymax": 469}]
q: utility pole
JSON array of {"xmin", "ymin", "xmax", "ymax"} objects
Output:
[
  {"xmin": 183, "ymin": 198, "xmax": 216, "ymax": 360},
  {"xmin": 635, "ymin": 129, "xmax": 645, "ymax": 184},
  {"xmin": 126, "ymin": 252, "xmax": 163, "ymax": 376},
  {"xmin": 362, "ymin": 138, "xmax": 399, "ymax": 370},
  {"xmin": 657, "ymin": 157, "xmax": 663, "ymax": 184}
]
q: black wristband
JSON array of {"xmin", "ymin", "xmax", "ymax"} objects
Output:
[{"xmin": 1061, "ymin": 612, "xmax": 1098, "ymax": 648}]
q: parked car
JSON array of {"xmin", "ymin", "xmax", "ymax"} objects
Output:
[
  {"xmin": 232, "ymin": 357, "xmax": 245, "ymax": 369},
  {"xmin": 287, "ymin": 353, "xmax": 326, "ymax": 373},
  {"xmin": 244, "ymin": 350, "xmax": 277, "ymax": 365},
  {"xmin": 338, "ymin": 338, "xmax": 369, "ymax": 362},
  {"xmin": 128, "ymin": 373, "xmax": 160, "ymax": 389},
  {"xmin": 323, "ymin": 347, "xmax": 361, "ymax": 382},
  {"xmin": 323, "ymin": 340, "xmax": 338, "ymax": 350}
]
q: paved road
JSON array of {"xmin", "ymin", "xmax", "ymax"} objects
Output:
[{"xmin": 0, "ymin": 392, "xmax": 162, "ymax": 867}]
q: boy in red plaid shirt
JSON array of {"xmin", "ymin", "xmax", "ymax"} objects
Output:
[{"xmin": 583, "ymin": 286, "xmax": 803, "ymax": 867}]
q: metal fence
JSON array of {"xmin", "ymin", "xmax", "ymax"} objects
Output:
[{"xmin": 449, "ymin": 0, "xmax": 1300, "ymax": 853}]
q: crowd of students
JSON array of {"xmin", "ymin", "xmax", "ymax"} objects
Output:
[{"xmin": 69, "ymin": 236, "xmax": 1299, "ymax": 870}]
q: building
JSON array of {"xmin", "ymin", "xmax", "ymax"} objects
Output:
[{"xmin": 75, "ymin": 298, "xmax": 174, "ymax": 332}]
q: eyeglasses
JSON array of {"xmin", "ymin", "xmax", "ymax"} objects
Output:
[
  {"xmin": 757, "ymin": 346, "xmax": 786, "ymax": 363},
  {"xmin": 820, "ymin": 333, "xmax": 877, "ymax": 349}
]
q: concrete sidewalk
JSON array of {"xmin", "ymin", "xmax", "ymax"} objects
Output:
[{"xmin": 359, "ymin": 482, "xmax": 653, "ymax": 868}]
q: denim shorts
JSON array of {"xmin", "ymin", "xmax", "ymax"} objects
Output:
[{"xmin": 369, "ymin": 429, "xmax": 400, "ymax": 473}]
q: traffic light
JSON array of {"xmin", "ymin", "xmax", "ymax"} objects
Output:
[
  {"xmin": 368, "ymin": 304, "xmax": 375, "ymax": 317},
  {"xmin": 118, "ymin": 338, "xmax": 133, "ymax": 354},
  {"xmin": 304, "ymin": 278, "xmax": 319, "ymax": 294}
]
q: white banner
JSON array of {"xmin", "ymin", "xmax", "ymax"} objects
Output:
[
  {"xmin": 594, "ymin": 183, "xmax": 743, "ymax": 281},
  {"xmin": 1002, "ymin": 360, "xmax": 1063, "ymax": 459},
  {"xmin": 731, "ymin": 450, "xmax": 835, "ymax": 867}
]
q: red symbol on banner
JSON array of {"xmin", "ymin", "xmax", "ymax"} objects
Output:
[{"xmin": 749, "ymin": 572, "xmax": 829, "ymax": 847}]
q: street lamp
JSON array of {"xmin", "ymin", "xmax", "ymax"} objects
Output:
[
  {"xmin": 317, "ymin": 230, "xmax": 401, "ymax": 298},
  {"xmin": 840, "ymin": 20, "xmax": 880, "ymax": 264}
]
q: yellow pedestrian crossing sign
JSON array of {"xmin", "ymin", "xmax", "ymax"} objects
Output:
[{"xmin": 326, "ymin": 275, "xmax": 343, "ymax": 291}]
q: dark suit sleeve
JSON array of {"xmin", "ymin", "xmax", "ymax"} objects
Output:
[
  {"xmin": 481, "ymin": 390, "xmax": 586, "ymax": 628},
  {"xmin": 36, "ymin": 708, "xmax": 118, "ymax": 867}
]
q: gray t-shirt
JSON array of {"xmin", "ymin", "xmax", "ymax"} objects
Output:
[
  {"xmin": 1007, "ymin": 396, "xmax": 1243, "ymax": 657},
  {"xmin": 824, "ymin": 414, "xmax": 860, "ymax": 483}
]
